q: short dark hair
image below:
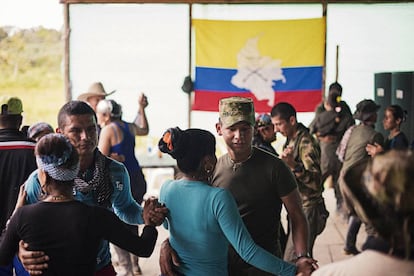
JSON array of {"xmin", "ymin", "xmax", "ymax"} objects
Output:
[
  {"xmin": 270, "ymin": 102, "xmax": 296, "ymax": 121},
  {"xmin": 0, "ymin": 114, "xmax": 22, "ymax": 129},
  {"xmin": 328, "ymin": 82, "xmax": 343, "ymax": 96},
  {"xmin": 386, "ymin": 104, "xmax": 407, "ymax": 124},
  {"xmin": 57, "ymin": 101, "xmax": 97, "ymax": 129}
]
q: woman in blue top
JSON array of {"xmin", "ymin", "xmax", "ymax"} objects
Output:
[
  {"xmin": 158, "ymin": 127, "xmax": 309, "ymax": 276},
  {"xmin": 366, "ymin": 104, "xmax": 409, "ymax": 156}
]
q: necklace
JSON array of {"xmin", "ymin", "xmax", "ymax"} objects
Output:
[
  {"xmin": 229, "ymin": 150, "xmax": 253, "ymax": 172},
  {"xmin": 389, "ymin": 130, "xmax": 400, "ymax": 139},
  {"xmin": 48, "ymin": 195, "xmax": 72, "ymax": 202}
]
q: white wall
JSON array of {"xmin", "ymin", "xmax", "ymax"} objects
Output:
[
  {"xmin": 69, "ymin": 4, "xmax": 190, "ymax": 141},
  {"xmin": 325, "ymin": 3, "xmax": 414, "ymax": 114}
]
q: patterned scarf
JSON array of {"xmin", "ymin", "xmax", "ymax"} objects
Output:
[{"xmin": 73, "ymin": 150, "xmax": 113, "ymax": 207}]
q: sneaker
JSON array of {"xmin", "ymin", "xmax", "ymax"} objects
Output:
[{"xmin": 343, "ymin": 247, "xmax": 360, "ymax": 255}]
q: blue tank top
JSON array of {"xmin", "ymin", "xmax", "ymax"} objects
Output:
[{"xmin": 110, "ymin": 121, "xmax": 140, "ymax": 173}]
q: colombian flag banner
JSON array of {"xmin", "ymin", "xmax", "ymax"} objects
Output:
[{"xmin": 192, "ymin": 18, "xmax": 325, "ymax": 112}]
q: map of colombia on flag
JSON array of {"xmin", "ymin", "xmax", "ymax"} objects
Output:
[{"xmin": 192, "ymin": 18, "xmax": 326, "ymax": 112}]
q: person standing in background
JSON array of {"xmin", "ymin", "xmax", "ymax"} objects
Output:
[
  {"xmin": 366, "ymin": 104, "xmax": 409, "ymax": 157},
  {"xmin": 309, "ymin": 82, "xmax": 352, "ymax": 123},
  {"xmin": 336, "ymin": 99, "xmax": 384, "ymax": 255},
  {"xmin": 96, "ymin": 96, "xmax": 149, "ymax": 276},
  {"xmin": 252, "ymin": 113, "xmax": 278, "ymax": 156},
  {"xmin": 27, "ymin": 122, "xmax": 54, "ymax": 142},
  {"xmin": 77, "ymin": 82, "xmax": 149, "ymax": 138},
  {"xmin": 77, "ymin": 82, "xmax": 116, "ymax": 112},
  {"xmin": 309, "ymin": 82, "xmax": 354, "ymax": 216},
  {"xmin": 0, "ymin": 97, "xmax": 36, "ymax": 276},
  {"xmin": 271, "ymin": 102, "xmax": 328, "ymax": 262}
]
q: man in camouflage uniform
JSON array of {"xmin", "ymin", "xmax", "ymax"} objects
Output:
[{"xmin": 271, "ymin": 102, "xmax": 329, "ymax": 262}]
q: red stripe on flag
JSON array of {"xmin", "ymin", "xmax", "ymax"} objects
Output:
[{"xmin": 192, "ymin": 90, "xmax": 322, "ymax": 112}]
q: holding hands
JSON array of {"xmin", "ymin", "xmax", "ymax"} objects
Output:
[
  {"xmin": 296, "ymin": 256, "xmax": 319, "ymax": 275},
  {"xmin": 143, "ymin": 196, "xmax": 168, "ymax": 226}
]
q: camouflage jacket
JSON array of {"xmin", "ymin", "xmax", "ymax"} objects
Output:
[{"xmin": 284, "ymin": 123, "xmax": 323, "ymax": 207}]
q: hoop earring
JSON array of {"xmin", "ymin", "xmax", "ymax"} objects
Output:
[{"xmin": 205, "ymin": 166, "xmax": 213, "ymax": 175}]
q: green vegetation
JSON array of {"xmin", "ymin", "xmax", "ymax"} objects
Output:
[{"xmin": 0, "ymin": 26, "xmax": 65, "ymax": 127}]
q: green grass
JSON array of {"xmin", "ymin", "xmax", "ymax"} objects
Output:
[
  {"xmin": 0, "ymin": 85, "xmax": 65, "ymax": 129},
  {"xmin": 0, "ymin": 27, "xmax": 65, "ymax": 128}
]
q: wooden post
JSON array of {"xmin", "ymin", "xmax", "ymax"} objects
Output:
[
  {"xmin": 322, "ymin": 1, "xmax": 327, "ymax": 99},
  {"xmin": 187, "ymin": 3, "xmax": 192, "ymax": 128},
  {"xmin": 335, "ymin": 45, "xmax": 339, "ymax": 82},
  {"xmin": 63, "ymin": 3, "xmax": 71, "ymax": 102}
]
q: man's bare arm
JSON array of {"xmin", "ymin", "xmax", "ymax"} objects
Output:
[
  {"xmin": 159, "ymin": 238, "xmax": 180, "ymax": 276},
  {"xmin": 18, "ymin": 240, "xmax": 49, "ymax": 275},
  {"xmin": 281, "ymin": 188, "xmax": 308, "ymax": 257},
  {"xmin": 281, "ymin": 188, "xmax": 318, "ymax": 275},
  {"xmin": 132, "ymin": 93, "xmax": 149, "ymax": 136}
]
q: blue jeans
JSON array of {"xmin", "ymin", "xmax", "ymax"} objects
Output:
[
  {"xmin": 0, "ymin": 256, "xmax": 29, "ymax": 276},
  {"xmin": 345, "ymin": 215, "xmax": 361, "ymax": 250}
]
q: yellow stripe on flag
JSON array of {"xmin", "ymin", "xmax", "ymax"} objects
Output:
[{"xmin": 193, "ymin": 18, "xmax": 325, "ymax": 68}]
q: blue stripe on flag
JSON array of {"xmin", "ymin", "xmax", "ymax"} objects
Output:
[{"xmin": 195, "ymin": 66, "xmax": 323, "ymax": 92}]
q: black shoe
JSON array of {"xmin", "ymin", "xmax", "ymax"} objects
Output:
[{"xmin": 343, "ymin": 247, "xmax": 360, "ymax": 255}]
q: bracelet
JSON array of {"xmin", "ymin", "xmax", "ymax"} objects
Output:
[{"xmin": 295, "ymin": 252, "xmax": 311, "ymax": 261}]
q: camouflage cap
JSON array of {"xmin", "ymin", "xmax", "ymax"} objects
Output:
[
  {"xmin": 0, "ymin": 96, "xmax": 23, "ymax": 115},
  {"xmin": 219, "ymin": 97, "xmax": 255, "ymax": 128}
]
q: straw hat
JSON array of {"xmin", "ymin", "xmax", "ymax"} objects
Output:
[{"xmin": 77, "ymin": 82, "xmax": 116, "ymax": 102}]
